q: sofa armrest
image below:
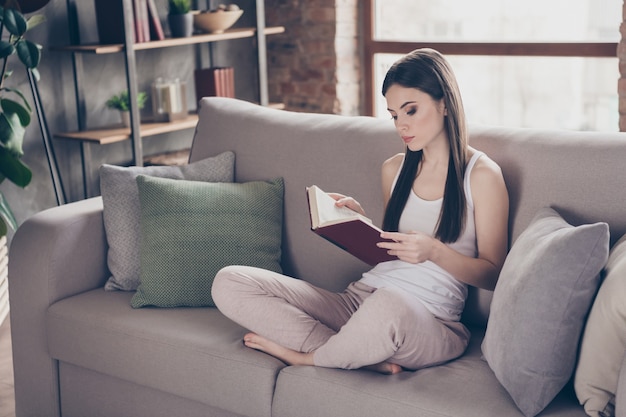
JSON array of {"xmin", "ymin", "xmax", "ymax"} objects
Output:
[
  {"xmin": 9, "ymin": 197, "xmax": 108, "ymax": 417},
  {"xmin": 617, "ymin": 351, "xmax": 626, "ymax": 417}
]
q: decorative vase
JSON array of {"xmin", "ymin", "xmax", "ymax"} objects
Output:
[{"xmin": 168, "ymin": 13, "xmax": 193, "ymax": 38}]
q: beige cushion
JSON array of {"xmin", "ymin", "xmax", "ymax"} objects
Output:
[{"xmin": 575, "ymin": 234, "xmax": 626, "ymax": 417}]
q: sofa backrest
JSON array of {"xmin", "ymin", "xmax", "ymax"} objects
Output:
[{"xmin": 190, "ymin": 97, "xmax": 626, "ymax": 327}]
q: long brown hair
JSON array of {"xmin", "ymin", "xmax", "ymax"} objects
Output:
[{"xmin": 381, "ymin": 48, "xmax": 469, "ymax": 243}]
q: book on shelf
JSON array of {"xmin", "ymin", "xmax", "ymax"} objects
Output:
[
  {"xmin": 146, "ymin": 0, "xmax": 165, "ymax": 40},
  {"xmin": 94, "ymin": 0, "xmax": 151, "ymax": 44},
  {"xmin": 306, "ymin": 185, "xmax": 396, "ymax": 266},
  {"xmin": 194, "ymin": 67, "xmax": 235, "ymax": 102},
  {"xmin": 133, "ymin": 0, "xmax": 150, "ymax": 43}
]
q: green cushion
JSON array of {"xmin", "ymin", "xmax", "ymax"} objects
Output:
[{"xmin": 131, "ymin": 175, "xmax": 284, "ymax": 308}]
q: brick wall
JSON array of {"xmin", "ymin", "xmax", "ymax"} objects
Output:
[{"xmin": 266, "ymin": 0, "xmax": 361, "ymax": 115}]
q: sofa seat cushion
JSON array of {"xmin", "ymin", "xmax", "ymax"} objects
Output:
[
  {"xmin": 272, "ymin": 330, "xmax": 587, "ymax": 417},
  {"xmin": 46, "ymin": 288, "xmax": 285, "ymax": 417}
]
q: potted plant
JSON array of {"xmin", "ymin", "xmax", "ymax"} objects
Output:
[
  {"xmin": 168, "ymin": 0, "xmax": 193, "ymax": 38},
  {"xmin": 0, "ymin": 4, "xmax": 45, "ymax": 237},
  {"xmin": 106, "ymin": 90, "xmax": 148, "ymax": 127}
]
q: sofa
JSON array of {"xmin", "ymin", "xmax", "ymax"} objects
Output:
[{"xmin": 9, "ymin": 96, "xmax": 626, "ymax": 417}]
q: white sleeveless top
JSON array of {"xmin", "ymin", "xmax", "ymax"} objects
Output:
[{"xmin": 359, "ymin": 151, "xmax": 483, "ymax": 322}]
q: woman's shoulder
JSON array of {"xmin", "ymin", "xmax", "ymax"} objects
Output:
[
  {"xmin": 468, "ymin": 147, "xmax": 507, "ymax": 198},
  {"xmin": 468, "ymin": 148, "xmax": 503, "ymax": 179},
  {"xmin": 382, "ymin": 153, "xmax": 405, "ymax": 174}
]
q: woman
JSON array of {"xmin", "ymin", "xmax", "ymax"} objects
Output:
[{"xmin": 212, "ymin": 48, "xmax": 509, "ymax": 374}]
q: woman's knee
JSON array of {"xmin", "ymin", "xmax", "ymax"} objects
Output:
[{"xmin": 211, "ymin": 265, "xmax": 250, "ymax": 310}]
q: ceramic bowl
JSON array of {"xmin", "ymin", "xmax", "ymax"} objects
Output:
[{"xmin": 193, "ymin": 10, "xmax": 244, "ymax": 34}]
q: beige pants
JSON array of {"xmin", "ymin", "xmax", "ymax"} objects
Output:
[{"xmin": 212, "ymin": 265, "xmax": 470, "ymax": 370}]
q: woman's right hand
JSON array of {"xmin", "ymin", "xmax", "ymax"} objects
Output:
[{"xmin": 327, "ymin": 193, "xmax": 366, "ymax": 216}]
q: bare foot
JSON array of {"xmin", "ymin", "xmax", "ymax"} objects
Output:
[
  {"xmin": 243, "ymin": 332, "xmax": 314, "ymax": 366},
  {"xmin": 243, "ymin": 333, "xmax": 402, "ymax": 375},
  {"xmin": 363, "ymin": 361, "xmax": 403, "ymax": 375}
]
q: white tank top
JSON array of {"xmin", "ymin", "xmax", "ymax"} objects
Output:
[{"xmin": 359, "ymin": 151, "xmax": 482, "ymax": 322}]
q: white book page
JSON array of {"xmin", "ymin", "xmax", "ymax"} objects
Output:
[{"xmin": 310, "ymin": 186, "xmax": 372, "ymax": 227}]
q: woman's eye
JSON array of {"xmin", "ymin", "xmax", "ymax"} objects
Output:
[
  {"xmin": 406, "ymin": 108, "xmax": 416, "ymax": 116},
  {"xmin": 390, "ymin": 114, "xmax": 397, "ymax": 120}
]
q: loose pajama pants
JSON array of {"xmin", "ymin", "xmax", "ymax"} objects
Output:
[{"xmin": 212, "ymin": 265, "xmax": 470, "ymax": 370}]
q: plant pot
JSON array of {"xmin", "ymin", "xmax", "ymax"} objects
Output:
[
  {"xmin": 168, "ymin": 13, "xmax": 193, "ymax": 38},
  {"xmin": 120, "ymin": 111, "xmax": 130, "ymax": 127}
]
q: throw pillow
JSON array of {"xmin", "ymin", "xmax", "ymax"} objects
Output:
[
  {"xmin": 575, "ymin": 233, "xmax": 626, "ymax": 417},
  {"xmin": 130, "ymin": 176, "xmax": 284, "ymax": 308},
  {"xmin": 100, "ymin": 151, "xmax": 235, "ymax": 291},
  {"xmin": 481, "ymin": 207, "xmax": 610, "ymax": 417}
]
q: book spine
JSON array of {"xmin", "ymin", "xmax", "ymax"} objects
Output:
[
  {"xmin": 146, "ymin": 0, "xmax": 165, "ymax": 41},
  {"xmin": 140, "ymin": 0, "xmax": 151, "ymax": 42},
  {"xmin": 225, "ymin": 67, "xmax": 235, "ymax": 98},
  {"xmin": 94, "ymin": 0, "xmax": 127, "ymax": 44},
  {"xmin": 218, "ymin": 68, "xmax": 226, "ymax": 97},
  {"xmin": 132, "ymin": 0, "xmax": 144, "ymax": 43},
  {"xmin": 194, "ymin": 68, "xmax": 218, "ymax": 102}
]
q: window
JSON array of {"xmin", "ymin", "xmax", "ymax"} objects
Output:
[{"xmin": 364, "ymin": 0, "xmax": 620, "ymax": 131}]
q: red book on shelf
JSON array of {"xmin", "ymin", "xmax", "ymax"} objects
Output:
[
  {"xmin": 194, "ymin": 67, "xmax": 236, "ymax": 101},
  {"xmin": 131, "ymin": 0, "xmax": 142, "ymax": 42},
  {"xmin": 225, "ymin": 67, "xmax": 235, "ymax": 98},
  {"xmin": 307, "ymin": 185, "xmax": 396, "ymax": 266},
  {"xmin": 194, "ymin": 68, "xmax": 218, "ymax": 100},
  {"xmin": 146, "ymin": 0, "xmax": 165, "ymax": 40}
]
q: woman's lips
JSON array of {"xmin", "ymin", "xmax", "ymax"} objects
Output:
[{"xmin": 402, "ymin": 136, "xmax": 413, "ymax": 144}]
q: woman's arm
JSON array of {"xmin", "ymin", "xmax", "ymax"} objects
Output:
[{"xmin": 378, "ymin": 154, "xmax": 509, "ymax": 291}]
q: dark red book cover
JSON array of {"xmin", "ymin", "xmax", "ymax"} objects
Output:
[
  {"xmin": 146, "ymin": 0, "xmax": 165, "ymax": 40},
  {"xmin": 313, "ymin": 220, "xmax": 396, "ymax": 266},
  {"xmin": 307, "ymin": 185, "xmax": 396, "ymax": 266}
]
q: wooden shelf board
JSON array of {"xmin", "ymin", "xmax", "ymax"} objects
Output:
[
  {"xmin": 55, "ymin": 114, "xmax": 199, "ymax": 145},
  {"xmin": 144, "ymin": 148, "xmax": 191, "ymax": 166},
  {"xmin": 53, "ymin": 26, "xmax": 286, "ymax": 54}
]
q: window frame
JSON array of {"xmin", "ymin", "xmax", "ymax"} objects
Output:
[{"xmin": 362, "ymin": 0, "xmax": 619, "ymax": 116}]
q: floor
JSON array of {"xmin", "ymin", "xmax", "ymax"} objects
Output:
[{"xmin": 0, "ymin": 316, "xmax": 14, "ymax": 417}]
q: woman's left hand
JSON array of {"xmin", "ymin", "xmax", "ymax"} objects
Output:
[{"xmin": 377, "ymin": 231, "xmax": 435, "ymax": 264}]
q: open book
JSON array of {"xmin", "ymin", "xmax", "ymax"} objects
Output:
[{"xmin": 306, "ymin": 185, "xmax": 396, "ymax": 266}]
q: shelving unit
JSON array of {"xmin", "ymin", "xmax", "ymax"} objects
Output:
[{"xmin": 57, "ymin": 0, "xmax": 284, "ymax": 198}]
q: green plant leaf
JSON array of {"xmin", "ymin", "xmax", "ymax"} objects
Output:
[
  {"xmin": 2, "ymin": 87, "xmax": 32, "ymax": 113},
  {"xmin": 1, "ymin": 98, "xmax": 30, "ymax": 127},
  {"xmin": 16, "ymin": 39, "xmax": 41, "ymax": 69},
  {"xmin": 0, "ymin": 40, "xmax": 15, "ymax": 60},
  {"xmin": 0, "ymin": 191, "xmax": 17, "ymax": 234},
  {"xmin": 0, "ymin": 111, "xmax": 26, "ymax": 154},
  {"xmin": 0, "ymin": 146, "xmax": 31, "ymax": 187},
  {"xmin": 3, "ymin": 8, "xmax": 28, "ymax": 37}
]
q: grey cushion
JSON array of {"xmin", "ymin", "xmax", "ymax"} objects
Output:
[
  {"xmin": 482, "ymin": 207, "xmax": 610, "ymax": 417},
  {"xmin": 100, "ymin": 151, "xmax": 235, "ymax": 291},
  {"xmin": 131, "ymin": 176, "xmax": 284, "ymax": 308},
  {"xmin": 575, "ymin": 233, "xmax": 626, "ymax": 417}
]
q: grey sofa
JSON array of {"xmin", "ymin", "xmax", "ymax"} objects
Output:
[{"xmin": 9, "ymin": 97, "xmax": 626, "ymax": 417}]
